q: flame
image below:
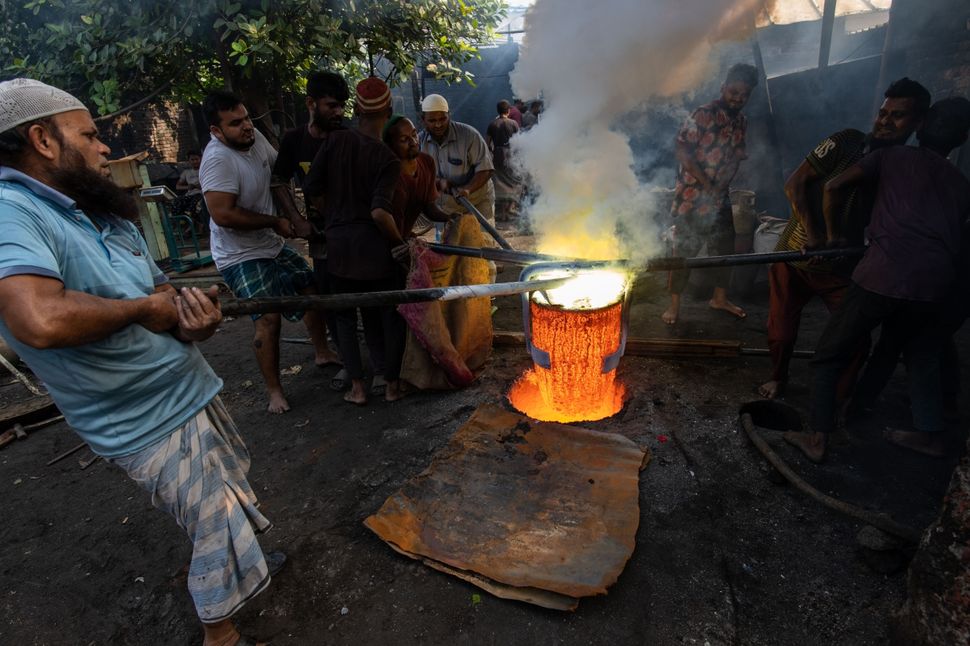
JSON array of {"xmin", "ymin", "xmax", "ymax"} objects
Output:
[{"xmin": 509, "ymin": 289, "xmax": 626, "ymax": 424}]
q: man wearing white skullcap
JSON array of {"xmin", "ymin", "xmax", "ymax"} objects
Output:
[
  {"xmin": 0, "ymin": 79, "xmax": 279, "ymax": 646},
  {"xmin": 418, "ymin": 93, "xmax": 496, "ymax": 249}
]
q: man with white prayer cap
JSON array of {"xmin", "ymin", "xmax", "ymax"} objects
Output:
[
  {"xmin": 418, "ymin": 93, "xmax": 496, "ymax": 241},
  {"xmin": 0, "ymin": 78, "xmax": 281, "ymax": 646}
]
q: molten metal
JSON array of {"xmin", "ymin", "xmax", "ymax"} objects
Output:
[{"xmin": 509, "ymin": 298, "xmax": 626, "ymax": 423}]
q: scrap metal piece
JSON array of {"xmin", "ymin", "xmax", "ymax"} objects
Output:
[
  {"xmin": 0, "ymin": 351, "xmax": 46, "ymax": 397},
  {"xmin": 365, "ymin": 404, "xmax": 648, "ymax": 608},
  {"xmin": 46, "ymin": 441, "xmax": 87, "ymax": 466},
  {"xmin": 78, "ymin": 452, "xmax": 101, "ymax": 470}
]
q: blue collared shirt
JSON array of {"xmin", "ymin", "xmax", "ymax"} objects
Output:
[{"xmin": 0, "ymin": 167, "xmax": 222, "ymax": 457}]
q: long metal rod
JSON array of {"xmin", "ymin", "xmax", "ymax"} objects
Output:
[
  {"xmin": 221, "ymin": 276, "xmax": 571, "ymax": 316},
  {"xmin": 428, "ymin": 242, "xmax": 865, "ymax": 272},
  {"xmin": 642, "ymin": 247, "xmax": 865, "ymax": 271},
  {"xmin": 456, "ymin": 195, "xmax": 514, "ymax": 250},
  {"xmin": 427, "ymin": 243, "xmax": 617, "ymax": 267},
  {"xmin": 220, "ymin": 247, "xmax": 865, "ymax": 316}
]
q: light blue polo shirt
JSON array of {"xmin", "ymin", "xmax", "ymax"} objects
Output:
[{"xmin": 0, "ymin": 168, "xmax": 223, "ymax": 458}]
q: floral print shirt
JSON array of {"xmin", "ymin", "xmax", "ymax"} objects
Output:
[{"xmin": 670, "ymin": 100, "xmax": 747, "ymax": 222}]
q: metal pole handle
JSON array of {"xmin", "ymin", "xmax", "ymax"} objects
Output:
[{"xmin": 456, "ymin": 195, "xmax": 514, "ymax": 250}]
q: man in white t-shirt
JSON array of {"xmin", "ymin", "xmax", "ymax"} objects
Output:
[
  {"xmin": 176, "ymin": 151, "xmax": 203, "ymax": 195},
  {"xmin": 200, "ymin": 90, "xmax": 340, "ymax": 414}
]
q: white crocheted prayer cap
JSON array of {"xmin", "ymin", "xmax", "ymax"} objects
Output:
[
  {"xmin": 420, "ymin": 94, "xmax": 449, "ymax": 113},
  {"xmin": 0, "ymin": 78, "xmax": 87, "ymax": 134}
]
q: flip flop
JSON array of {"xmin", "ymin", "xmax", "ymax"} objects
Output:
[
  {"xmin": 330, "ymin": 368, "xmax": 348, "ymax": 391},
  {"xmin": 370, "ymin": 374, "xmax": 387, "ymax": 396},
  {"xmin": 264, "ymin": 551, "xmax": 287, "ymax": 577}
]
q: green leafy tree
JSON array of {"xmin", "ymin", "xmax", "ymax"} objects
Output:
[{"xmin": 0, "ymin": 0, "xmax": 505, "ymax": 135}]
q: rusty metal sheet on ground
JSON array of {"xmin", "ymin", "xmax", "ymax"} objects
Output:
[{"xmin": 364, "ymin": 404, "xmax": 648, "ymax": 610}]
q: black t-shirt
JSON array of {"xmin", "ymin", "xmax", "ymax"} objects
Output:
[
  {"xmin": 304, "ymin": 129, "xmax": 401, "ymax": 280},
  {"xmin": 273, "ymin": 126, "xmax": 324, "ymax": 188},
  {"xmin": 776, "ymin": 128, "xmax": 869, "ymax": 273},
  {"xmin": 272, "ymin": 125, "xmax": 348, "ymax": 220}
]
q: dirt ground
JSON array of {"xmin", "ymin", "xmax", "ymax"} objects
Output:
[{"xmin": 1, "ymin": 226, "xmax": 967, "ymax": 646}]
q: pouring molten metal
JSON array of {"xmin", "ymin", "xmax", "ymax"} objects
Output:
[{"xmin": 509, "ymin": 269, "xmax": 631, "ymax": 423}]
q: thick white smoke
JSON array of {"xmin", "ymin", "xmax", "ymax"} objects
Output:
[{"xmin": 510, "ymin": 0, "xmax": 760, "ymax": 261}]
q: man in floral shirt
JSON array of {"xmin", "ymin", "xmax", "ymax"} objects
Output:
[{"xmin": 662, "ymin": 63, "xmax": 758, "ymax": 325}]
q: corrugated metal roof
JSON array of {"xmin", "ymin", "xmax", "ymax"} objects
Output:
[
  {"xmin": 757, "ymin": 0, "xmax": 892, "ymax": 27},
  {"xmin": 499, "ymin": 2, "xmax": 891, "ymax": 42}
]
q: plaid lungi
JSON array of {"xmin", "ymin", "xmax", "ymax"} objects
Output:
[
  {"xmin": 110, "ymin": 397, "xmax": 272, "ymax": 623},
  {"xmin": 220, "ymin": 245, "xmax": 314, "ymax": 321}
]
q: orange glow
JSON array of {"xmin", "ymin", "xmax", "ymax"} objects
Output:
[{"xmin": 509, "ymin": 299, "xmax": 625, "ymax": 423}]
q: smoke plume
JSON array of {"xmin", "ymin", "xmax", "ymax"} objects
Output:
[{"xmin": 510, "ymin": 0, "xmax": 760, "ymax": 261}]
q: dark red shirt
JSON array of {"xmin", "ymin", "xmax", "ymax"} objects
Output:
[{"xmin": 390, "ymin": 153, "xmax": 439, "ymax": 237}]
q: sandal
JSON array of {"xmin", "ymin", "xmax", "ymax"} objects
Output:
[
  {"xmin": 264, "ymin": 550, "xmax": 287, "ymax": 577},
  {"xmin": 329, "ymin": 368, "xmax": 348, "ymax": 391},
  {"xmin": 370, "ymin": 374, "xmax": 387, "ymax": 396}
]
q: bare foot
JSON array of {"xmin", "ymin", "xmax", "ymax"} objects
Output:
[
  {"xmin": 314, "ymin": 348, "xmax": 342, "ymax": 368},
  {"xmin": 226, "ymin": 637, "xmax": 268, "ymax": 646},
  {"xmin": 344, "ymin": 380, "xmax": 367, "ymax": 406},
  {"xmin": 229, "ymin": 637, "xmax": 268, "ymax": 646},
  {"xmin": 385, "ymin": 380, "xmax": 406, "ymax": 402},
  {"xmin": 758, "ymin": 380, "xmax": 784, "ymax": 399},
  {"xmin": 884, "ymin": 428, "xmax": 945, "ymax": 457},
  {"xmin": 661, "ymin": 306, "xmax": 679, "ymax": 325},
  {"xmin": 202, "ymin": 621, "xmax": 268, "ymax": 646},
  {"xmin": 709, "ymin": 298, "xmax": 746, "ymax": 320},
  {"xmin": 267, "ymin": 389, "xmax": 290, "ymax": 414},
  {"xmin": 783, "ymin": 430, "xmax": 826, "ymax": 463}
]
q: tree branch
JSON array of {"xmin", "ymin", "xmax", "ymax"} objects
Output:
[{"xmin": 93, "ymin": 78, "xmax": 175, "ymax": 122}]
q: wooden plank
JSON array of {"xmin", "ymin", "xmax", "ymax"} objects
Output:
[{"xmin": 0, "ymin": 396, "xmax": 58, "ymax": 430}]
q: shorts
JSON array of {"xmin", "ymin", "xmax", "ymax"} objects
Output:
[{"xmin": 220, "ymin": 245, "xmax": 314, "ymax": 321}]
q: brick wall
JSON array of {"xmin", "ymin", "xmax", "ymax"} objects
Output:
[{"xmin": 100, "ymin": 101, "xmax": 202, "ymax": 163}]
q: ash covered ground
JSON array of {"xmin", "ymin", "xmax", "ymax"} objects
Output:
[{"xmin": 1, "ymin": 229, "xmax": 966, "ymax": 646}]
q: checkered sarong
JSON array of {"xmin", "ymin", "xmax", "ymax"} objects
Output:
[
  {"xmin": 110, "ymin": 397, "xmax": 272, "ymax": 623},
  {"xmin": 220, "ymin": 245, "xmax": 314, "ymax": 321}
]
